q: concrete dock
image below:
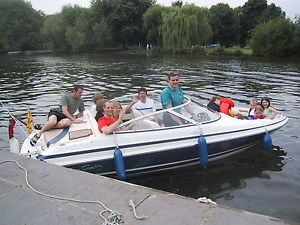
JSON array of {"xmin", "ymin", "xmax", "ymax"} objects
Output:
[{"xmin": 0, "ymin": 150, "xmax": 294, "ymax": 225}]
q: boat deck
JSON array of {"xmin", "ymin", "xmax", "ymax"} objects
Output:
[{"xmin": 0, "ymin": 150, "xmax": 294, "ymax": 225}]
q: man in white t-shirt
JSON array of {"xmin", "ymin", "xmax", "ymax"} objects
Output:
[{"xmin": 132, "ymin": 88, "xmax": 156, "ymax": 115}]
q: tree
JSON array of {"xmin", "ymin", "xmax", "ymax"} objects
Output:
[
  {"xmin": 239, "ymin": 0, "xmax": 285, "ymax": 47},
  {"xmin": 93, "ymin": 20, "xmax": 114, "ymax": 49},
  {"xmin": 239, "ymin": 0, "xmax": 268, "ymax": 46},
  {"xmin": 259, "ymin": 3, "xmax": 285, "ymax": 23},
  {"xmin": 0, "ymin": 0, "xmax": 45, "ymax": 50},
  {"xmin": 209, "ymin": 3, "xmax": 240, "ymax": 47},
  {"xmin": 292, "ymin": 16, "xmax": 300, "ymax": 56},
  {"xmin": 42, "ymin": 5, "xmax": 96, "ymax": 52},
  {"xmin": 143, "ymin": 5, "xmax": 169, "ymax": 46},
  {"xmin": 91, "ymin": 0, "xmax": 155, "ymax": 48},
  {"xmin": 161, "ymin": 4, "xmax": 212, "ymax": 51},
  {"xmin": 65, "ymin": 8, "xmax": 96, "ymax": 52},
  {"xmin": 42, "ymin": 14, "xmax": 70, "ymax": 51},
  {"xmin": 250, "ymin": 17, "xmax": 296, "ymax": 57},
  {"xmin": 172, "ymin": 0, "xmax": 183, "ymax": 7}
]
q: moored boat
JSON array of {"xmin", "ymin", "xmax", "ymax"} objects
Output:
[{"xmin": 17, "ymin": 91, "xmax": 288, "ymax": 178}]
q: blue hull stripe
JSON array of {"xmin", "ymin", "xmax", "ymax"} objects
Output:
[{"xmin": 46, "ymin": 127, "xmax": 69, "ymax": 147}]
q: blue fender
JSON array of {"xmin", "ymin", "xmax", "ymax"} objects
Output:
[
  {"xmin": 114, "ymin": 146, "xmax": 126, "ymax": 180},
  {"xmin": 262, "ymin": 132, "xmax": 272, "ymax": 150},
  {"xmin": 198, "ymin": 136, "xmax": 208, "ymax": 168}
]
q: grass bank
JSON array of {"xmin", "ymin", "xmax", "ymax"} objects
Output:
[{"xmin": 129, "ymin": 46, "xmax": 253, "ymax": 56}]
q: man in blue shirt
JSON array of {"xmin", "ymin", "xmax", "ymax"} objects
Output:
[
  {"xmin": 161, "ymin": 72, "xmax": 196, "ymax": 126},
  {"xmin": 161, "ymin": 72, "xmax": 184, "ymax": 109}
]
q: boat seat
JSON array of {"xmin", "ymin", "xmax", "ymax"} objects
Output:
[{"xmin": 69, "ymin": 129, "xmax": 93, "ymax": 140}]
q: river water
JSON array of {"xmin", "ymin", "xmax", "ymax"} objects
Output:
[{"xmin": 0, "ymin": 52, "xmax": 299, "ymax": 223}]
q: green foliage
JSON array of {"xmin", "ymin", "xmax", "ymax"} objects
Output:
[
  {"xmin": 209, "ymin": 3, "xmax": 240, "ymax": 47},
  {"xmin": 250, "ymin": 17, "xmax": 296, "ymax": 57},
  {"xmin": 259, "ymin": 3, "xmax": 285, "ymax": 23},
  {"xmin": 293, "ymin": 19, "xmax": 300, "ymax": 57},
  {"xmin": 91, "ymin": 0, "xmax": 155, "ymax": 48},
  {"xmin": 93, "ymin": 20, "xmax": 114, "ymax": 49},
  {"xmin": 161, "ymin": 4, "xmax": 212, "ymax": 52},
  {"xmin": 42, "ymin": 14, "xmax": 70, "ymax": 51},
  {"xmin": 239, "ymin": 0, "xmax": 284, "ymax": 47},
  {"xmin": 42, "ymin": 6, "xmax": 96, "ymax": 52},
  {"xmin": 65, "ymin": 8, "xmax": 96, "ymax": 52},
  {"xmin": 143, "ymin": 5, "xmax": 169, "ymax": 46},
  {"xmin": 224, "ymin": 47, "xmax": 252, "ymax": 55},
  {"xmin": 171, "ymin": 0, "xmax": 183, "ymax": 7},
  {"xmin": 239, "ymin": 0, "xmax": 268, "ymax": 47},
  {"xmin": 0, "ymin": 0, "xmax": 45, "ymax": 50}
]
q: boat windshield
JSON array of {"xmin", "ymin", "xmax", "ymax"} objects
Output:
[{"xmin": 115, "ymin": 91, "xmax": 220, "ymax": 132}]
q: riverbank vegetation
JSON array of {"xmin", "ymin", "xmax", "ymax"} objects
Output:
[{"xmin": 0, "ymin": 0, "xmax": 299, "ymax": 57}]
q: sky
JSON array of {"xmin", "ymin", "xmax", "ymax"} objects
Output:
[{"xmin": 27, "ymin": 0, "xmax": 299, "ymax": 19}]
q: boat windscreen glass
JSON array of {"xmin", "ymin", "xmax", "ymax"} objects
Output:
[{"xmin": 115, "ymin": 92, "xmax": 220, "ymax": 132}]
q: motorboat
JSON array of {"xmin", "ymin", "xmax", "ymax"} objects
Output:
[{"xmin": 16, "ymin": 92, "xmax": 288, "ymax": 179}]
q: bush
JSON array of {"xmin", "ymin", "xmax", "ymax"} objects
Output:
[{"xmin": 250, "ymin": 17, "xmax": 296, "ymax": 57}]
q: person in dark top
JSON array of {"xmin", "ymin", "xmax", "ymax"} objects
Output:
[
  {"xmin": 95, "ymin": 99, "xmax": 107, "ymax": 121},
  {"xmin": 207, "ymin": 96, "xmax": 220, "ymax": 112}
]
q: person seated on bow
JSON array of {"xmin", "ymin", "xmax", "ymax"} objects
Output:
[
  {"xmin": 207, "ymin": 96, "xmax": 220, "ymax": 112},
  {"xmin": 31, "ymin": 85, "xmax": 85, "ymax": 146},
  {"xmin": 261, "ymin": 97, "xmax": 278, "ymax": 117},
  {"xmin": 253, "ymin": 105, "xmax": 275, "ymax": 119}
]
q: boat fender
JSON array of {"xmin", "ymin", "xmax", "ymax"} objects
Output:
[
  {"xmin": 246, "ymin": 116, "xmax": 254, "ymax": 120},
  {"xmin": 198, "ymin": 136, "xmax": 208, "ymax": 168},
  {"xmin": 114, "ymin": 146, "xmax": 126, "ymax": 180},
  {"xmin": 10, "ymin": 138, "xmax": 19, "ymax": 154},
  {"xmin": 262, "ymin": 132, "xmax": 272, "ymax": 150}
]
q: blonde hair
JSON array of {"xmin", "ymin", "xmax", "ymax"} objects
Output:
[
  {"xmin": 255, "ymin": 104, "xmax": 264, "ymax": 113},
  {"xmin": 250, "ymin": 99, "xmax": 257, "ymax": 105},
  {"xmin": 113, "ymin": 102, "xmax": 122, "ymax": 109}
]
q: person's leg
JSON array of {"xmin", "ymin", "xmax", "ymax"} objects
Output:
[
  {"xmin": 31, "ymin": 115, "xmax": 58, "ymax": 146},
  {"xmin": 37, "ymin": 115, "xmax": 58, "ymax": 137},
  {"xmin": 53, "ymin": 118, "xmax": 72, "ymax": 128}
]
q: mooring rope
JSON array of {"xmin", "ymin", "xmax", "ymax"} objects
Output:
[
  {"xmin": 129, "ymin": 200, "xmax": 147, "ymax": 220},
  {"xmin": 0, "ymin": 160, "xmax": 124, "ymax": 225}
]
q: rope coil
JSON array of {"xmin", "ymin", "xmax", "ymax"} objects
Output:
[{"xmin": 0, "ymin": 160, "xmax": 124, "ymax": 225}]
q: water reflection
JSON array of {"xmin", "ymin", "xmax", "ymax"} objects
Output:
[{"xmin": 128, "ymin": 146, "xmax": 287, "ymax": 200}]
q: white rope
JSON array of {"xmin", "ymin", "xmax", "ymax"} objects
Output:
[
  {"xmin": 0, "ymin": 160, "xmax": 123, "ymax": 225},
  {"xmin": 197, "ymin": 121, "xmax": 204, "ymax": 136},
  {"xmin": 129, "ymin": 200, "xmax": 147, "ymax": 220}
]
